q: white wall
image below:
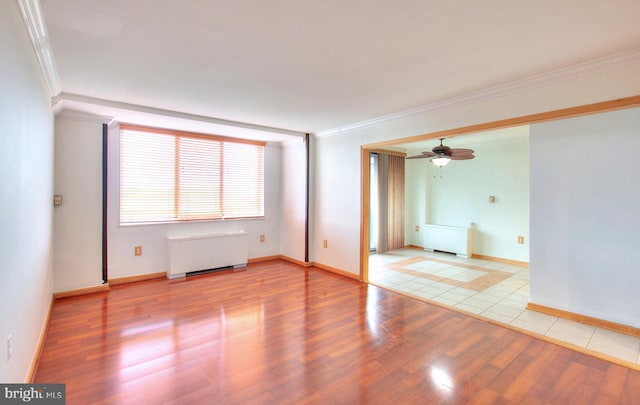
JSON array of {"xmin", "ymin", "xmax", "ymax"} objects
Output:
[
  {"xmin": 280, "ymin": 138, "xmax": 307, "ymax": 261},
  {"xmin": 311, "ymin": 62, "xmax": 640, "ymax": 279},
  {"xmin": 53, "ymin": 113, "xmax": 106, "ymax": 292},
  {"xmin": 312, "ymin": 134, "xmax": 362, "ymax": 271},
  {"xmin": 406, "ymin": 129, "xmax": 530, "ymax": 262},
  {"xmin": 0, "ymin": 2, "xmax": 54, "ymax": 382},
  {"xmin": 106, "ymin": 124, "xmax": 284, "ymax": 279},
  {"xmin": 530, "ymin": 108, "xmax": 640, "ymax": 328}
]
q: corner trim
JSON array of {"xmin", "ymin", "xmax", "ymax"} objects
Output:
[
  {"xmin": 252, "ymin": 256, "xmax": 358, "ymax": 281},
  {"xmin": 471, "ymin": 254, "xmax": 529, "ymax": 267},
  {"xmin": 312, "ymin": 262, "xmax": 360, "ymax": 281},
  {"xmin": 527, "ymin": 302, "xmax": 640, "ymax": 338},
  {"xmin": 279, "ymin": 255, "xmax": 313, "ymax": 267},
  {"xmin": 53, "ymin": 284, "xmax": 110, "ymax": 300},
  {"xmin": 248, "ymin": 255, "xmax": 283, "ymax": 264},
  {"xmin": 25, "ymin": 296, "xmax": 54, "ymax": 383},
  {"xmin": 15, "ymin": 0, "xmax": 61, "ymax": 97},
  {"xmin": 109, "ymin": 272, "xmax": 166, "ymax": 286}
]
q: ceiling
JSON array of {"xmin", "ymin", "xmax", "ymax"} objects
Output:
[
  {"xmin": 40, "ymin": 0, "xmax": 640, "ymax": 140},
  {"xmin": 395, "ymin": 125, "xmax": 530, "ymax": 155}
]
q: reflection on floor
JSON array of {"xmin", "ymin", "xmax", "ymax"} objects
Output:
[{"xmin": 369, "ymin": 248, "xmax": 640, "ymax": 368}]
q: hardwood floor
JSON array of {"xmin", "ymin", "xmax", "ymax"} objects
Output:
[{"xmin": 35, "ymin": 260, "xmax": 639, "ymax": 404}]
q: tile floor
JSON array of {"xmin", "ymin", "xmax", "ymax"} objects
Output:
[{"xmin": 368, "ymin": 248, "xmax": 640, "ymax": 368}]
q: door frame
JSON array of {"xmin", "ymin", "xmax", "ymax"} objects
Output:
[{"xmin": 359, "ymin": 95, "xmax": 640, "ymax": 282}]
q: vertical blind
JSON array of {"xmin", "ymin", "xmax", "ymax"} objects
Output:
[
  {"xmin": 386, "ymin": 154, "xmax": 405, "ymax": 251},
  {"xmin": 376, "ymin": 152, "xmax": 405, "ymax": 253},
  {"xmin": 120, "ymin": 125, "xmax": 265, "ymax": 224}
]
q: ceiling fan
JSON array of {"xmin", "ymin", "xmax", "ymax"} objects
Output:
[{"xmin": 406, "ymin": 138, "xmax": 475, "ymax": 167}]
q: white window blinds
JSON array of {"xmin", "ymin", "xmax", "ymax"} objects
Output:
[{"xmin": 120, "ymin": 125, "xmax": 265, "ymax": 224}]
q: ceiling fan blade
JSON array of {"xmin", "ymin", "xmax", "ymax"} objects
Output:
[
  {"xmin": 448, "ymin": 148, "xmax": 474, "ymax": 156},
  {"xmin": 450, "ymin": 155, "xmax": 475, "ymax": 160},
  {"xmin": 407, "ymin": 151, "xmax": 437, "ymax": 159}
]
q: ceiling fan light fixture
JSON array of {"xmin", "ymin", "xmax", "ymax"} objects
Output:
[
  {"xmin": 431, "ymin": 156, "xmax": 451, "ymax": 167},
  {"xmin": 406, "ymin": 138, "xmax": 474, "ymax": 163}
]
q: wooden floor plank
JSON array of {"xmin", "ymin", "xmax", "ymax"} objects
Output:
[{"xmin": 34, "ymin": 260, "xmax": 640, "ymax": 404}]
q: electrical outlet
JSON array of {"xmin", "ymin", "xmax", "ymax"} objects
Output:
[
  {"xmin": 53, "ymin": 194, "xmax": 63, "ymax": 207},
  {"xmin": 259, "ymin": 234, "xmax": 265, "ymax": 242},
  {"xmin": 415, "ymin": 225, "xmax": 419, "ymax": 232},
  {"xmin": 134, "ymin": 246, "xmax": 142, "ymax": 256},
  {"xmin": 7, "ymin": 334, "xmax": 12, "ymax": 362},
  {"xmin": 323, "ymin": 240, "xmax": 328, "ymax": 248},
  {"xmin": 517, "ymin": 236, "xmax": 524, "ymax": 244}
]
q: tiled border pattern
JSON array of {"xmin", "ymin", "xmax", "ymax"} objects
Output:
[{"xmin": 385, "ymin": 256, "xmax": 514, "ymax": 292}]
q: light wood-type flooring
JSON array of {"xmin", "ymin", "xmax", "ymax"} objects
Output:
[{"xmin": 35, "ymin": 260, "xmax": 640, "ymax": 404}]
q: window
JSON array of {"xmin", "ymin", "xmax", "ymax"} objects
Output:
[{"xmin": 119, "ymin": 125, "xmax": 265, "ymax": 224}]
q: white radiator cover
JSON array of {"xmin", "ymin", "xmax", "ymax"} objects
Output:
[
  {"xmin": 423, "ymin": 224, "xmax": 472, "ymax": 258},
  {"xmin": 167, "ymin": 231, "xmax": 248, "ymax": 278}
]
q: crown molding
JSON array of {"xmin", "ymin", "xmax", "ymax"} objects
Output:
[
  {"xmin": 56, "ymin": 109, "xmax": 115, "ymax": 125},
  {"xmin": 53, "ymin": 93, "xmax": 306, "ymax": 137},
  {"xmin": 315, "ymin": 48, "xmax": 640, "ymax": 138},
  {"xmin": 16, "ymin": 0, "xmax": 61, "ymax": 97}
]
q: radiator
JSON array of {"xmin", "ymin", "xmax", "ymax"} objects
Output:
[
  {"xmin": 167, "ymin": 231, "xmax": 248, "ymax": 278},
  {"xmin": 423, "ymin": 224, "xmax": 472, "ymax": 258}
]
